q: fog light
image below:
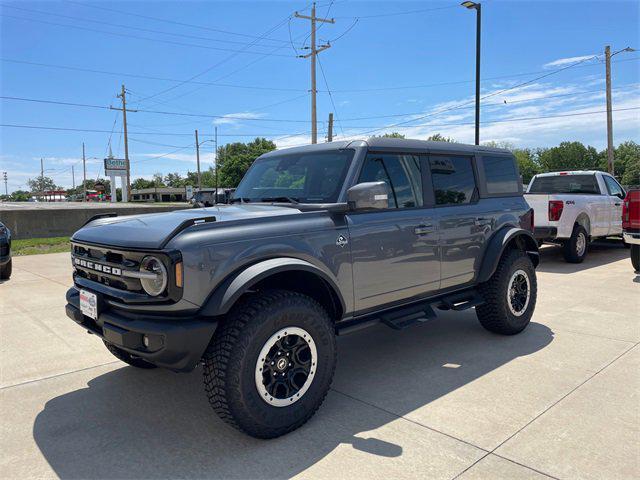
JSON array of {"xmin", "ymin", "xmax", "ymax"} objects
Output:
[{"xmin": 143, "ymin": 335, "xmax": 150, "ymax": 348}]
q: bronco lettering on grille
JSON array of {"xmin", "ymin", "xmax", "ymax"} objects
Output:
[{"xmin": 74, "ymin": 258, "xmax": 122, "ymax": 276}]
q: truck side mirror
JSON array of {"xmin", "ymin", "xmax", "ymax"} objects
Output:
[{"xmin": 347, "ymin": 182, "xmax": 389, "ymax": 210}]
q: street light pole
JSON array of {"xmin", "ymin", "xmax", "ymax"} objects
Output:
[{"xmin": 461, "ymin": 1, "xmax": 481, "ymax": 145}]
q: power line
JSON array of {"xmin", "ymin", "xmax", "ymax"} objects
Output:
[
  {"xmin": 317, "ymin": 56, "xmax": 344, "ymax": 136},
  {"xmin": 0, "ymin": 13, "xmax": 293, "ymax": 57},
  {"xmin": 66, "ymin": 0, "xmax": 291, "ymax": 44},
  {"xmin": 3, "ymin": 107, "xmax": 638, "ymax": 140},
  {"xmin": 335, "ymin": 4, "xmax": 459, "ymax": 19},
  {"xmin": 2, "ymin": 3, "xmax": 296, "ymax": 49}
]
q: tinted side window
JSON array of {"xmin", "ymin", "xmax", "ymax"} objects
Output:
[
  {"xmin": 429, "ymin": 156, "xmax": 476, "ymax": 205},
  {"xmin": 482, "ymin": 155, "xmax": 520, "ymax": 194},
  {"xmin": 359, "ymin": 153, "xmax": 423, "ymax": 208},
  {"xmin": 603, "ymin": 175, "xmax": 625, "ymax": 198}
]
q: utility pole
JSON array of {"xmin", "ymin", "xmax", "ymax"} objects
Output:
[
  {"xmin": 295, "ymin": 3, "xmax": 335, "ymax": 144},
  {"xmin": 112, "ymin": 84, "xmax": 137, "ymax": 201},
  {"xmin": 214, "ymin": 126, "xmax": 218, "ymax": 204},
  {"xmin": 82, "ymin": 142, "xmax": 87, "ymax": 202},
  {"xmin": 195, "ymin": 129, "xmax": 202, "ymax": 190},
  {"xmin": 327, "ymin": 112, "xmax": 334, "ymax": 142},
  {"xmin": 72, "ymin": 165, "xmax": 75, "ymax": 190},
  {"xmin": 605, "ymin": 45, "xmax": 614, "ymax": 175},
  {"xmin": 2, "ymin": 171, "xmax": 7, "ymax": 196},
  {"xmin": 40, "ymin": 158, "xmax": 44, "ymax": 178}
]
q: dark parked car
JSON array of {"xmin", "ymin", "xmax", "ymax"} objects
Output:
[
  {"xmin": 65, "ymin": 138, "xmax": 539, "ymax": 438},
  {"xmin": 0, "ymin": 221, "xmax": 12, "ymax": 280}
]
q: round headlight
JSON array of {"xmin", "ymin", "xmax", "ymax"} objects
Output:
[{"xmin": 139, "ymin": 256, "xmax": 168, "ymax": 297}]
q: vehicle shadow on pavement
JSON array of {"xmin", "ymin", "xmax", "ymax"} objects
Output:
[
  {"xmin": 536, "ymin": 240, "xmax": 629, "ymax": 274},
  {"xmin": 33, "ymin": 313, "xmax": 553, "ymax": 479}
]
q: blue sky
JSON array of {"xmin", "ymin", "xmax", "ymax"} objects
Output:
[{"xmin": 1, "ymin": 0, "xmax": 639, "ymax": 192}]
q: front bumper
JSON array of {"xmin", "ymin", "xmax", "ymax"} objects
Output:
[
  {"xmin": 623, "ymin": 231, "xmax": 640, "ymax": 245},
  {"xmin": 533, "ymin": 226, "xmax": 558, "ymax": 240},
  {"xmin": 65, "ymin": 287, "xmax": 217, "ymax": 371}
]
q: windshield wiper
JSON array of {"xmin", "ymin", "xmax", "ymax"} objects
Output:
[
  {"xmin": 229, "ymin": 197, "xmax": 251, "ymax": 204},
  {"xmin": 260, "ymin": 196, "xmax": 300, "ymax": 204}
]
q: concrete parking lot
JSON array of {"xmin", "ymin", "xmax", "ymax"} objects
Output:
[{"xmin": 1, "ymin": 243, "xmax": 638, "ymax": 479}]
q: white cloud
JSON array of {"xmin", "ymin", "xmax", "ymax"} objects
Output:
[
  {"xmin": 212, "ymin": 112, "xmax": 266, "ymax": 126},
  {"xmin": 544, "ymin": 54, "xmax": 596, "ymax": 68}
]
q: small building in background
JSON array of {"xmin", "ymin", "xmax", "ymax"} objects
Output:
[{"xmin": 130, "ymin": 187, "xmax": 189, "ymax": 202}]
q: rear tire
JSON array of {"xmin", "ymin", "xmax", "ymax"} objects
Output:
[
  {"xmin": 477, "ymin": 249, "xmax": 537, "ymax": 335},
  {"xmin": 562, "ymin": 225, "xmax": 589, "ymax": 263},
  {"xmin": 202, "ymin": 289, "xmax": 337, "ymax": 439},
  {"xmin": 631, "ymin": 245, "xmax": 640, "ymax": 272},
  {"xmin": 103, "ymin": 340, "xmax": 158, "ymax": 369},
  {"xmin": 0, "ymin": 258, "xmax": 11, "ymax": 280}
]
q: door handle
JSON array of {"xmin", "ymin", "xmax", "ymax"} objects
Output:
[
  {"xmin": 615, "ymin": 202, "xmax": 621, "ymax": 206},
  {"xmin": 474, "ymin": 217, "xmax": 492, "ymax": 226},
  {"xmin": 414, "ymin": 224, "xmax": 434, "ymax": 235}
]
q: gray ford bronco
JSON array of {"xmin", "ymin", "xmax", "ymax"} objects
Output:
[{"xmin": 65, "ymin": 138, "xmax": 539, "ymax": 438}]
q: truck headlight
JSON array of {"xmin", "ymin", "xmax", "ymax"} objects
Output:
[{"xmin": 139, "ymin": 256, "xmax": 168, "ymax": 296}]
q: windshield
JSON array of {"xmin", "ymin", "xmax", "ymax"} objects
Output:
[
  {"xmin": 232, "ymin": 150, "xmax": 354, "ymax": 203},
  {"xmin": 528, "ymin": 175, "xmax": 600, "ymax": 194}
]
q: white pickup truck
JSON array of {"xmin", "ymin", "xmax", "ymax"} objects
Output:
[{"xmin": 525, "ymin": 171, "xmax": 626, "ymax": 263}]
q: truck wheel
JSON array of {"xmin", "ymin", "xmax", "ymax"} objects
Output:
[
  {"xmin": 562, "ymin": 225, "xmax": 588, "ymax": 263},
  {"xmin": 631, "ymin": 245, "xmax": 640, "ymax": 272},
  {"xmin": 476, "ymin": 249, "xmax": 537, "ymax": 335},
  {"xmin": 202, "ymin": 289, "xmax": 336, "ymax": 439},
  {"xmin": 103, "ymin": 340, "xmax": 157, "ymax": 369},
  {"xmin": 0, "ymin": 258, "xmax": 11, "ymax": 280}
]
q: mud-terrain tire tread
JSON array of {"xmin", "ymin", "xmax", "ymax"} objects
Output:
[
  {"xmin": 103, "ymin": 340, "xmax": 157, "ymax": 369},
  {"xmin": 0, "ymin": 258, "xmax": 11, "ymax": 280},
  {"xmin": 562, "ymin": 225, "xmax": 588, "ymax": 263},
  {"xmin": 202, "ymin": 289, "xmax": 336, "ymax": 439},
  {"xmin": 476, "ymin": 248, "xmax": 537, "ymax": 335},
  {"xmin": 631, "ymin": 244, "xmax": 640, "ymax": 272}
]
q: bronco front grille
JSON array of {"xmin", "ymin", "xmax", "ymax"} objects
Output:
[{"xmin": 72, "ymin": 243, "xmax": 144, "ymax": 293}]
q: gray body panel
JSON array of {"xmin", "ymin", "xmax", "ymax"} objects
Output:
[{"xmin": 70, "ymin": 139, "xmax": 533, "ymax": 321}]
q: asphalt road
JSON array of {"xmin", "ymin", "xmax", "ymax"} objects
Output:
[{"xmin": 1, "ymin": 242, "xmax": 638, "ymax": 479}]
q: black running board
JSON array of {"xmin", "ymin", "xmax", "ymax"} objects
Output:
[{"xmin": 336, "ymin": 288, "xmax": 484, "ymax": 334}]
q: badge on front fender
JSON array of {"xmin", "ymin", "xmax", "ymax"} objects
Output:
[{"xmin": 336, "ymin": 234, "xmax": 348, "ymax": 248}]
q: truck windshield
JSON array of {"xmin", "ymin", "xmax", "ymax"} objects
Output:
[
  {"xmin": 528, "ymin": 175, "xmax": 600, "ymax": 194},
  {"xmin": 232, "ymin": 150, "xmax": 354, "ymax": 204}
]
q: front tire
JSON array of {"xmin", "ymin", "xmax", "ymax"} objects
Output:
[
  {"xmin": 631, "ymin": 244, "xmax": 640, "ymax": 272},
  {"xmin": 0, "ymin": 258, "xmax": 12, "ymax": 280},
  {"xmin": 202, "ymin": 290, "xmax": 337, "ymax": 439},
  {"xmin": 477, "ymin": 249, "xmax": 537, "ymax": 335},
  {"xmin": 103, "ymin": 340, "xmax": 157, "ymax": 369},
  {"xmin": 562, "ymin": 225, "xmax": 588, "ymax": 263}
]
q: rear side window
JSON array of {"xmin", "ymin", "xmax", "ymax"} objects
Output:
[
  {"xmin": 359, "ymin": 153, "xmax": 423, "ymax": 208},
  {"xmin": 482, "ymin": 155, "xmax": 520, "ymax": 194},
  {"xmin": 429, "ymin": 156, "xmax": 477, "ymax": 205},
  {"xmin": 603, "ymin": 175, "xmax": 625, "ymax": 198},
  {"xmin": 528, "ymin": 175, "xmax": 600, "ymax": 194}
]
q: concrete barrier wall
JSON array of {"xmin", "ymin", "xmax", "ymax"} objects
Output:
[{"xmin": 0, "ymin": 205, "xmax": 190, "ymax": 239}]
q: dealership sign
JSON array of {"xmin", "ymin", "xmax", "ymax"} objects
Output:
[{"xmin": 104, "ymin": 158, "xmax": 128, "ymax": 173}]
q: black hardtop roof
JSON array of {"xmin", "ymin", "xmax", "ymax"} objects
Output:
[{"xmin": 260, "ymin": 137, "xmax": 512, "ymax": 158}]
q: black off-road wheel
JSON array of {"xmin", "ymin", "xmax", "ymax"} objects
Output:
[
  {"xmin": 202, "ymin": 289, "xmax": 337, "ymax": 439},
  {"xmin": 103, "ymin": 340, "xmax": 158, "ymax": 369},
  {"xmin": 631, "ymin": 245, "xmax": 640, "ymax": 272},
  {"xmin": 0, "ymin": 258, "xmax": 11, "ymax": 280},
  {"xmin": 562, "ymin": 225, "xmax": 589, "ymax": 263},
  {"xmin": 476, "ymin": 249, "xmax": 537, "ymax": 335}
]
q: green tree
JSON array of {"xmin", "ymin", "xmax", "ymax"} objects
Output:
[
  {"xmin": 164, "ymin": 172, "xmax": 185, "ymax": 187},
  {"xmin": 131, "ymin": 178, "xmax": 156, "ymax": 190},
  {"xmin": 513, "ymin": 148, "xmax": 540, "ymax": 184},
  {"xmin": 427, "ymin": 133, "xmax": 455, "ymax": 142},
  {"xmin": 613, "ymin": 141, "xmax": 640, "ymax": 186},
  {"xmin": 9, "ymin": 190, "xmax": 31, "ymax": 201},
  {"xmin": 152, "ymin": 173, "xmax": 165, "ymax": 187},
  {"xmin": 537, "ymin": 141, "xmax": 602, "ymax": 172},
  {"xmin": 27, "ymin": 175, "xmax": 58, "ymax": 192},
  {"xmin": 217, "ymin": 137, "xmax": 277, "ymax": 187},
  {"xmin": 376, "ymin": 132, "xmax": 405, "ymax": 139}
]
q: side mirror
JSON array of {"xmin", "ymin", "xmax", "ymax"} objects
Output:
[{"xmin": 347, "ymin": 182, "xmax": 389, "ymax": 211}]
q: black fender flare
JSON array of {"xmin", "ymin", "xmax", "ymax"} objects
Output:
[
  {"xmin": 200, "ymin": 257, "xmax": 346, "ymax": 317},
  {"xmin": 477, "ymin": 227, "xmax": 539, "ymax": 283}
]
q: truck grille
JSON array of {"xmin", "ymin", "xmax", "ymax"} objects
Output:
[{"xmin": 72, "ymin": 243, "xmax": 144, "ymax": 292}]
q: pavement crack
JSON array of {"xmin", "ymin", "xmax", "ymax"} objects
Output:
[{"xmin": 1, "ymin": 360, "xmax": 120, "ymax": 390}]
